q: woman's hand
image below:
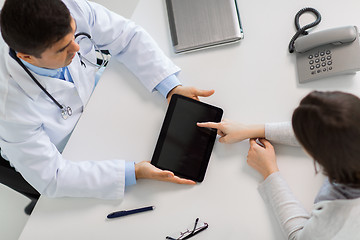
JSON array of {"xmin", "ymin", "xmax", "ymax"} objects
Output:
[
  {"xmin": 197, "ymin": 119, "xmax": 265, "ymax": 144},
  {"xmin": 247, "ymin": 138, "xmax": 279, "ymax": 179}
]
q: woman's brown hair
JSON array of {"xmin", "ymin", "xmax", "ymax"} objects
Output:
[{"xmin": 292, "ymin": 91, "xmax": 360, "ymax": 187}]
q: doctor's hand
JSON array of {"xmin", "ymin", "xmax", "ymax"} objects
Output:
[
  {"xmin": 247, "ymin": 138, "xmax": 279, "ymax": 180},
  {"xmin": 197, "ymin": 120, "xmax": 265, "ymax": 144},
  {"xmin": 135, "ymin": 161, "xmax": 196, "ymax": 185},
  {"xmin": 166, "ymin": 85, "xmax": 215, "ymax": 103}
]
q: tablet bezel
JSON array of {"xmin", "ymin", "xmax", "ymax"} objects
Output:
[{"xmin": 151, "ymin": 94, "xmax": 223, "ymax": 182}]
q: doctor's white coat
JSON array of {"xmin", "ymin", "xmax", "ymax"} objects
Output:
[{"xmin": 0, "ymin": 0, "xmax": 180, "ymax": 199}]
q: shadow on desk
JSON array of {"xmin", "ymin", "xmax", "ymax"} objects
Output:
[{"xmin": 295, "ymin": 71, "xmax": 358, "ymax": 90}]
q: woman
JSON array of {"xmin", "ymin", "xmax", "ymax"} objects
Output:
[{"xmin": 198, "ymin": 91, "xmax": 360, "ymax": 240}]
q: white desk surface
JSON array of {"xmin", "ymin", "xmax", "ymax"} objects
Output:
[{"xmin": 19, "ymin": 0, "xmax": 360, "ymax": 239}]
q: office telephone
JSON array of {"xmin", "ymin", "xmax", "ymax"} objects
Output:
[
  {"xmin": 289, "ymin": 8, "xmax": 360, "ymax": 83},
  {"xmin": 294, "ymin": 26, "xmax": 360, "ymax": 83}
]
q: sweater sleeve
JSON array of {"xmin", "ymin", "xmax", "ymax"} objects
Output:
[
  {"xmin": 265, "ymin": 122, "xmax": 300, "ymax": 147},
  {"xmin": 258, "ymin": 172, "xmax": 310, "ymax": 240}
]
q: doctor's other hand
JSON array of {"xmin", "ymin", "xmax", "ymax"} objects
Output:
[
  {"xmin": 247, "ymin": 138, "xmax": 279, "ymax": 180},
  {"xmin": 135, "ymin": 161, "xmax": 196, "ymax": 185},
  {"xmin": 197, "ymin": 120, "xmax": 265, "ymax": 144},
  {"xmin": 166, "ymin": 85, "xmax": 215, "ymax": 103}
]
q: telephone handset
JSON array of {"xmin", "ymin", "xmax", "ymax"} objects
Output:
[
  {"xmin": 289, "ymin": 8, "xmax": 360, "ymax": 83},
  {"xmin": 294, "ymin": 26, "xmax": 357, "ymax": 53}
]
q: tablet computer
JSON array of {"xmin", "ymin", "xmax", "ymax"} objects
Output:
[{"xmin": 151, "ymin": 94, "xmax": 223, "ymax": 182}]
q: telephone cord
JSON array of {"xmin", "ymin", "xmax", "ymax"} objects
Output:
[{"xmin": 288, "ymin": 7, "xmax": 322, "ymax": 53}]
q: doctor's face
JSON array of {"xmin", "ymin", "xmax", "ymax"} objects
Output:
[{"xmin": 21, "ymin": 18, "xmax": 80, "ymax": 69}]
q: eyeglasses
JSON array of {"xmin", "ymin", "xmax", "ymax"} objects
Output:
[
  {"xmin": 166, "ymin": 218, "xmax": 208, "ymax": 240},
  {"xmin": 74, "ymin": 32, "xmax": 109, "ymax": 69}
]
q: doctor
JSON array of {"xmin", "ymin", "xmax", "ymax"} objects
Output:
[{"xmin": 0, "ymin": 0, "xmax": 213, "ymax": 206}]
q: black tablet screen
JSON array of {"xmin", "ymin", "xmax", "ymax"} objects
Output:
[{"xmin": 151, "ymin": 95, "xmax": 223, "ymax": 182}]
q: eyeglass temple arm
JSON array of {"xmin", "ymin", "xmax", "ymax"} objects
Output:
[
  {"xmin": 181, "ymin": 224, "xmax": 208, "ymax": 240},
  {"xmin": 166, "ymin": 218, "xmax": 208, "ymax": 240},
  {"xmin": 191, "ymin": 218, "xmax": 199, "ymax": 234}
]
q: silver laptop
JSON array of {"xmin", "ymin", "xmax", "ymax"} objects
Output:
[{"xmin": 166, "ymin": 0, "xmax": 244, "ymax": 53}]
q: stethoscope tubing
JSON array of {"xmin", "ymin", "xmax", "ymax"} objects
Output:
[
  {"xmin": 9, "ymin": 48, "xmax": 64, "ymax": 110},
  {"xmin": 9, "ymin": 32, "xmax": 106, "ymax": 120},
  {"xmin": 75, "ymin": 32, "xmax": 107, "ymax": 69}
]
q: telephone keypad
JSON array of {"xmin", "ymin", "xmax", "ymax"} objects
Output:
[{"xmin": 309, "ymin": 49, "xmax": 333, "ymax": 75}]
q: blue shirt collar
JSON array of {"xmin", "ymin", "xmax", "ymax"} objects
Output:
[{"xmin": 19, "ymin": 58, "xmax": 64, "ymax": 79}]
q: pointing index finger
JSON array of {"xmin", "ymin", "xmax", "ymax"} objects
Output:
[{"xmin": 197, "ymin": 122, "xmax": 220, "ymax": 129}]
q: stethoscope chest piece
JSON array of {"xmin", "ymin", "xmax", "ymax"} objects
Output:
[{"xmin": 61, "ymin": 105, "xmax": 72, "ymax": 120}]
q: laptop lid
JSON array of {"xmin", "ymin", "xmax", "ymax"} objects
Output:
[{"xmin": 166, "ymin": 0, "xmax": 244, "ymax": 53}]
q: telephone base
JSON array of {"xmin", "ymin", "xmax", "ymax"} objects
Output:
[{"xmin": 296, "ymin": 26, "xmax": 360, "ymax": 83}]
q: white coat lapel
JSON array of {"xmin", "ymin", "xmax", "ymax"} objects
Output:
[
  {"xmin": 32, "ymin": 74, "xmax": 75, "ymax": 94},
  {"xmin": 67, "ymin": 52, "xmax": 97, "ymax": 106}
]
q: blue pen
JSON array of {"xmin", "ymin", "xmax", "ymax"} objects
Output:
[{"xmin": 107, "ymin": 206, "xmax": 155, "ymax": 219}]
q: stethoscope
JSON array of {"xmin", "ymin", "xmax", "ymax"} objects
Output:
[
  {"xmin": 9, "ymin": 33, "xmax": 107, "ymax": 120},
  {"xmin": 74, "ymin": 32, "xmax": 108, "ymax": 69}
]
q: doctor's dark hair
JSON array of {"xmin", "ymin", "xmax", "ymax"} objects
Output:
[
  {"xmin": 0, "ymin": 0, "xmax": 72, "ymax": 58},
  {"xmin": 292, "ymin": 91, "xmax": 360, "ymax": 187}
]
